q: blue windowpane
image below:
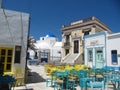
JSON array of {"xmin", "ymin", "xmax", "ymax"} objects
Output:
[{"xmin": 111, "ymin": 50, "xmax": 118, "ymax": 63}]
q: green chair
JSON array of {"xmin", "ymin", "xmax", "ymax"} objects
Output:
[
  {"xmin": 70, "ymin": 69, "xmax": 79, "ymax": 84},
  {"xmin": 54, "ymin": 71, "xmax": 67, "ymax": 90},
  {"xmin": 89, "ymin": 68, "xmax": 96, "ymax": 77},
  {"xmin": 67, "ymin": 78, "xmax": 76, "ymax": 90},
  {"xmin": 90, "ymin": 81, "xmax": 105, "ymax": 90},
  {"xmin": 46, "ymin": 71, "xmax": 56, "ymax": 87},
  {"xmin": 80, "ymin": 77, "xmax": 94, "ymax": 90},
  {"xmin": 46, "ymin": 78, "xmax": 53, "ymax": 87}
]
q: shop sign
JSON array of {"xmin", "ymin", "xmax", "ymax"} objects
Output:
[{"xmin": 90, "ymin": 40, "xmax": 98, "ymax": 46}]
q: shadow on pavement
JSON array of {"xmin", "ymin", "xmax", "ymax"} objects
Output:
[{"xmin": 26, "ymin": 72, "xmax": 45, "ymax": 84}]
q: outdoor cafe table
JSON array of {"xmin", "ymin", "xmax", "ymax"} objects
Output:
[{"xmin": 0, "ymin": 75, "xmax": 15, "ymax": 90}]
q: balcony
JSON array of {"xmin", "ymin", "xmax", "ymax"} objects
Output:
[{"xmin": 63, "ymin": 42, "xmax": 70, "ymax": 48}]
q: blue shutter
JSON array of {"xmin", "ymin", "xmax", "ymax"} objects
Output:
[{"xmin": 111, "ymin": 50, "xmax": 118, "ymax": 64}]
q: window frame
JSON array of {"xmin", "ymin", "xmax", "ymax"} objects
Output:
[
  {"xmin": 14, "ymin": 46, "xmax": 21, "ymax": 63},
  {"xmin": 111, "ymin": 50, "xmax": 118, "ymax": 65},
  {"xmin": 87, "ymin": 48, "xmax": 93, "ymax": 62},
  {"xmin": 0, "ymin": 47, "xmax": 13, "ymax": 72}
]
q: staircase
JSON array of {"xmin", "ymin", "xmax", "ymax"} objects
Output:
[{"xmin": 62, "ymin": 54, "xmax": 78, "ymax": 64}]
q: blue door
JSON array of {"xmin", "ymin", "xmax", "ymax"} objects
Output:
[
  {"xmin": 41, "ymin": 58, "xmax": 48, "ymax": 62},
  {"xmin": 41, "ymin": 51, "xmax": 48, "ymax": 62}
]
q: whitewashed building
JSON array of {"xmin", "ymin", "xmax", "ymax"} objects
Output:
[
  {"xmin": 27, "ymin": 48, "xmax": 35, "ymax": 60},
  {"xmin": 84, "ymin": 32, "xmax": 120, "ymax": 69},
  {"xmin": 106, "ymin": 33, "xmax": 120, "ymax": 68},
  {"xmin": 84, "ymin": 32, "xmax": 106, "ymax": 68},
  {"xmin": 0, "ymin": 6, "xmax": 30, "ymax": 84},
  {"xmin": 28, "ymin": 34, "xmax": 62, "ymax": 62}
]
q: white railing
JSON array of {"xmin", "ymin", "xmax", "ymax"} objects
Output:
[{"xmin": 61, "ymin": 53, "xmax": 71, "ymax": 62}]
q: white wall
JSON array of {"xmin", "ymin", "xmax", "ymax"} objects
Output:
[
  {"xmin": 85, "ymin": 35, "xmax": 105, "ymax": 47},
  {"xmin": 0, "ymin": 8, "xmax": 29, "ymax": 74},
  {"xmin": 39, "ymin": 37, "xmax": 57, "ymax": 47},
  {"xmin": 36, "ymin": 37, "xmax": 62, "ymax": 61},
  {"xmin": 28, "ymin": 49, "xmax": 35, "ymax": 59},
  {"xmin": 84, "ymin": 33, "xmax": 106, "ymax": 68},
  {"xmin": 50, "ymin": 42, "xmax": 62, "ymax": 61},
  {"xmin": 107, "ymin": 36, "xmax": 120, "ymax": 67}
]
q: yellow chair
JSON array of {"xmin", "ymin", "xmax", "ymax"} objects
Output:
[
  {"xmin": 14, "ymin": 68, "xmax": 24, "ymax": 86},
  {"xmin": 57, "ymin": 65, "xmax": 65, "ymax": 71},
  {"xmin": 46, "ymin": 66, "xmax": 57, "ymax": 87},
  {"xmin": 65, "ymin": 65, "xmax": 73, "ymax": 70},
  {"xmin": 74, "ymin": 64, "xmax": 81, "ymax": 71}
]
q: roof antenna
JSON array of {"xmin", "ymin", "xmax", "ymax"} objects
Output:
[{"xmin": 0, "ymin": 0, "xmax": 2, "ymax": 8}]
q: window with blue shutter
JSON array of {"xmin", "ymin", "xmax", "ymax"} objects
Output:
[{"xmin": 111, "ymin": 50, "xmax": 118, "ymax": 64}]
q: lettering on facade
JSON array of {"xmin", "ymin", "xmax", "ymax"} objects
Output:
[{"xmin": 90, "ymin": 40, "xmax": 98, "ymax": 46}]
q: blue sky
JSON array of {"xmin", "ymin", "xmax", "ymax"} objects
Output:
[{"xmin": 3, "ymin": 0, "xmax": 120, "ymax": 41}]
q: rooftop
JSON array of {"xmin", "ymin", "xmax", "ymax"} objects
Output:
[{"xmin": 62, "ymin": 16, "xmax": 112, "ymax": 33}]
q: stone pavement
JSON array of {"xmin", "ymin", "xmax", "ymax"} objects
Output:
[
  {"xmin": 12, "ymin": 82, "xmax": 54, "ymax": 90},
  {"xmin": 12, "ymin": 64, "xmax": 114, "ymax": 90},
  {"xmin": 13, "ymin": 82, "xmax": 81, "ymax": 90},
  {"xmin": 12, "ymin": 64, "xmax": 80, "ymax": 90},
  {"xmin": 12, "ymin": 64, "xmax": 54, "ymax": 90}
]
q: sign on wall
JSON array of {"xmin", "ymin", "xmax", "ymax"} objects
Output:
[{"xmin": 85, "ymin": 35, "xmax": 105, "ymax": 46}]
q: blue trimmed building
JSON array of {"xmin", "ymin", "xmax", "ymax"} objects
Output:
[
  {"xmin": 28, "ymin": 34, "xmax": 62, "ymax": 62},
  {"xmin": 84, "ymin": 31, "xmax": 120, "ymax": 70},
  {"xmin": 84, "ymin": 32, "xmax": 106, "ymax": 68}
]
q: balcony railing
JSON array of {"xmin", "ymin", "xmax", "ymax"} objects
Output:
[{"xmin": 64, "ymin": 42, "xmax": 70, "ymax": 47}]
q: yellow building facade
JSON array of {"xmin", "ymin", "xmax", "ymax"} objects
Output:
[{"xmin": 61, "ymin": 16, "xmax": 112, "ymax": 64}]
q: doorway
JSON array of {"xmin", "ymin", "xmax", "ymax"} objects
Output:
[
  {"xmin": 96, "ymin": 49, "xmax": 103, "ymax": 68},
  {"xmin": 74, "ymin": 40, "xmax": 79, "ymax": 53},
  {"xmin": 40, "ymin": 51, "xmax": 48, "ymax": 62}
]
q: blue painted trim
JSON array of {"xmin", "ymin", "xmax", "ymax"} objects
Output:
[
  {"xmin": 84, "ymin": 31, "xmax": 107, "ymax": 68},
  {"xmin": 104, "ymin": 66, "xmax": 120, "ymax": 70},
  {"xmin": 105, "ymin": 33, "xmax": 107, "ymax": 66},
  {"xmin": 86, "ymin": 46, "xmax": 104, "ymax": 48},
  {"xmin": 84, "ymin": 31, "xmax": 106, "ymax": 39}
]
